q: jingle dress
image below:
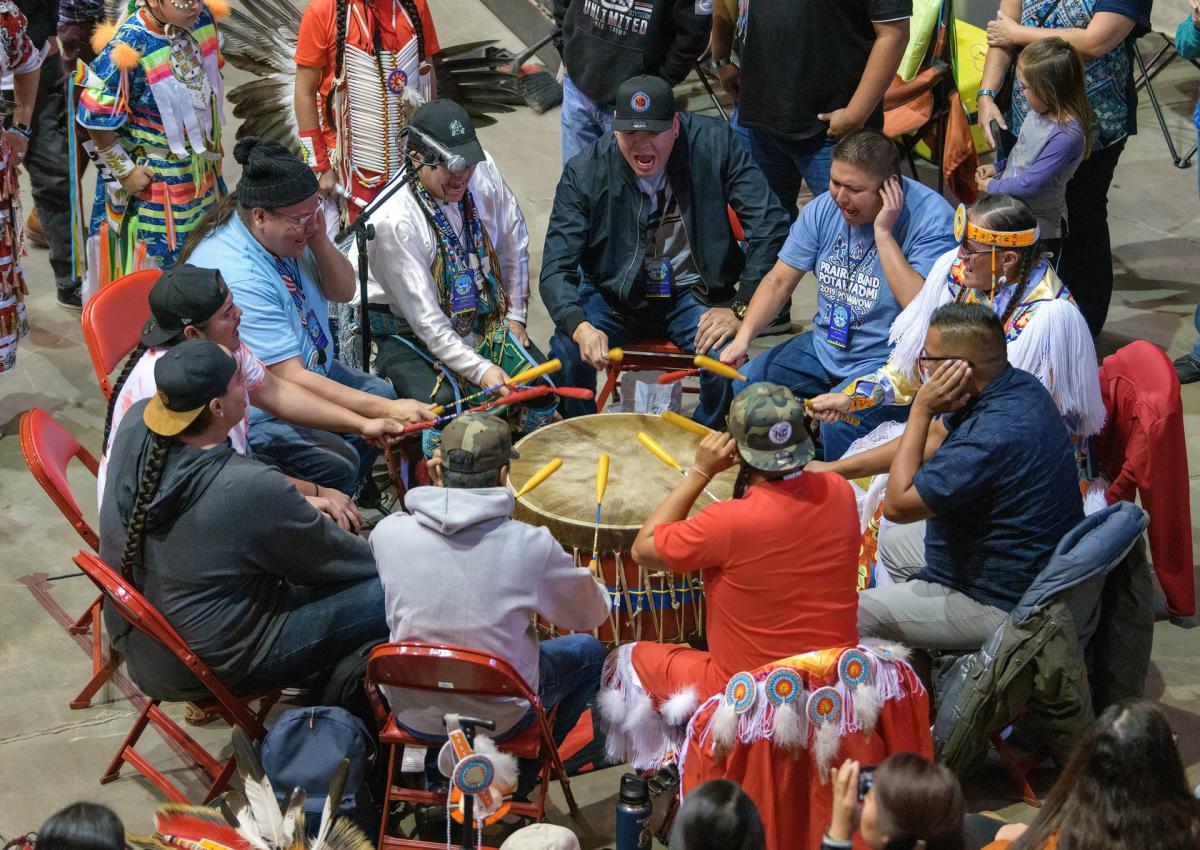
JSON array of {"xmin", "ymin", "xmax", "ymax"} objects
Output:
[
  {"xmin": 294, "ymin": 0, "xmax": 440, "ymax": 222},
  {"xmin": 76, "ymin": 4, "xmax": 225, "ymax": 287},
  {"xmin": 0, "ymin": 2, "xmax": 39, "ymax": 375}
]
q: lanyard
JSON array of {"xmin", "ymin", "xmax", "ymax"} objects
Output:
[{"xmin": 274, "ymin": 255, "xmax": 328, "ymax": 366}]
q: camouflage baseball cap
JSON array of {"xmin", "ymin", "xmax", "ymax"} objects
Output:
[
  {"xmin": 441, "ymin": 413, "xmax": 519, "ymax": 474},
  {"xmin": 728, "ymin": 383, "xmax": 814, "ymax": 472}
]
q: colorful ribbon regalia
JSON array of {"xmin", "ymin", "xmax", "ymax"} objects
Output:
[
  {"xmin": 0, "ymin": 0, "xmax": 39, "ymax": 376},
  {"xmin": 74, "ymin": 0, "xmax": 227, "ymax": 291}
]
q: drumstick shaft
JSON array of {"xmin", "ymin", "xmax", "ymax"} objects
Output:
[
  {"xmin": 432, "ymin": 358, "xmax": 563, "ymax": 414},
  {"xmin": 661, "ymin": 410, "xmax": 712, "ymax": 436},
  {"xmin": 657, "ymin": 369, "xmax": 699, "ymax": 385},
  {"xmin": 637, "ymin": 431, "xmax": 722, "ymax": 501},
  {"xmin": 694, "ymin": 354, "xmax": 747, "ymax": 382},
  {"xmin": 514, "ymin": 457, "xmax": 562, "ymax": 499},
  {"xmin": 596, "ymin": 454, "xmax": 610, "ymax": 505}
]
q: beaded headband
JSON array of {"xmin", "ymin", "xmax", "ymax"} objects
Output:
[{"xmin": 954, "ymin": 203, "xmax": 1039, "ymax": 248}]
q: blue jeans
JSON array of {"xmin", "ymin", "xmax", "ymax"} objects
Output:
[
  {"xmin": 746, "ymin": 128, "xmax": 836, "ymax": 220},
  {"xmin": 735, "ymin": 331, "xmax": 908, "ymax": 460},
  {"xmin": 248, "ymin": 360, "xmax": 397, "ymax": 495},
  {"xmin": 728, "ymin": 106, "xmax": 753, "ymax": 154},
  {"xmin": 235, "ymin": 576, "xmax": 389, "ymax": 694},
  {"xmin": 561, "ymin": 75, "xmax": 614, "ymax": 165},
  {"xmin": 1190, "ymin": 303, "xmax": 1200, "ymax": 365},
  {"xmin": 549, "ymin": 283, "xmax": 735, "ymax": 428}
]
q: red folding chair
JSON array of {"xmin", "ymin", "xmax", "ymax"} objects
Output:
[
  {"xmin": 73, "ymin": 551, "xmax": 280, "ymax": 804},
  {"xmin": 81, "ymin": 268, "xmax": 160, "ymax": 398},
  {"xmin": 365, "ymin": 642, "xmax": 579, "ymax": 850},
  {"xmin": 20, "ymin": 408, "xmax": 121, "ymax": 709},
  {"xmin": 595, "ymin": 339, "xmax": 699, "ymax": 412}
]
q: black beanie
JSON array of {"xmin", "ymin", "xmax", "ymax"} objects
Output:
[{"xmin": 234, "ymin": 137, "xmax": 319, "ymax": 209}]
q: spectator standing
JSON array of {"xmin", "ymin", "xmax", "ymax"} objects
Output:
[
  {"xmin": 731, "ymin": 0, "xmax": 910, "ymax": 219},
  {"xmin": 705, "ymin": 0, "xmax": 750, "ymax": 151},
  {"xmin": 1171, "ymin": 2, "xmax": 1200, "ymax": 384},
  {"xmin": 979, "ymin": 0, "xmax": 1152, "ymax": 336},
  {"xmin": 975, "ymin": 37, "xmax": 1090, "ymax": 262},
  {"xmin": 553, "ymin": 0, "xmax": 710, "ymax": 164}
]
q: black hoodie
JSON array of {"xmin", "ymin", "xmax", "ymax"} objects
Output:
[
  {"xmin": 554, "ymin": 0, "xmax": 711, "ymax": 105},
  {"xmin": 98, "ymin": 400, "xmax": 376, "ymax": 700}
]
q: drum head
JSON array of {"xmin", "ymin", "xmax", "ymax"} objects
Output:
[{"xmin": 508, "ymin": 413, "xmax": 737, "ymax": 550}]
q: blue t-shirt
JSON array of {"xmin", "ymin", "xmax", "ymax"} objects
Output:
[
  {"xmin": 187, "ymin": 214, "xmax": 332, "ymax": 375},
  {"xmin": 913, "ymin": 366, "xmax": 1084, "ymax": 612},
  {"xmin": 777, "ymin": 176, "xmax": 955, "ymax": 380}
]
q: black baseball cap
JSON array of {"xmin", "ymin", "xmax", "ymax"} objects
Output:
[
  {"xmin": 141, "ymin": 265, "xmax": 230, "ymax": 347},
  {"xmin": 410, "ymin": 99, "xmax": 486, "ymax": 169},
  {"xmin": 143, "ymin": 339, "xmax": 237, "ymax": 436},
  {"xmin": 613, "ymin": 75, "xmax": 675, "ymax": 133}
]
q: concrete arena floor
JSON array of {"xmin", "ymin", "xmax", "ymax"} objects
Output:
[{"xmin": 1, "ymin": 1, "xmax": 1199, "ymax": 845}]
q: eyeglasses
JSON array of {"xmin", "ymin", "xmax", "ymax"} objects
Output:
[
  {"xmin": 917, "ymin": 350, "xmax": 972, "ymax": 381},
  {"xmin": 273, "ymin": 200, "xmax": 324, "ymax": 231},
  {"xmin": 958, "ymin": 241, "xmax": 994, "ymax": 257}
]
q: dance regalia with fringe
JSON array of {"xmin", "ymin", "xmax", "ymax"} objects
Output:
[
  {"xmin": 0, "ymin": 2, "xmax": 39, "ymax": 376},
  {"xmin": 679, "ymin": 646, "xmax": 931, "ymax": 850},
  {"xmin": 75, "ymin": 4, "xmax": 226, "ymax": 287},
  {"xmin": 839, "ymin": 247, "xmax": 1106, "ymax": 488},
  {"xmin": 294, "ymin": 0, "xmax": 439, "ymax": 223}
]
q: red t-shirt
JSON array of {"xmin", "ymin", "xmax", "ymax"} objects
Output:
[
  {"xmin": 653, "ymin": 472, "xmax": 860, "ymax": 679},
  {"xmin": 294, "ymin": 0, "xmax": 440, "ymax": 148}
]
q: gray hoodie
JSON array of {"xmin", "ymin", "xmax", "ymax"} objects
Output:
[
  {"xmin": 370, "ymin": 485, "xmax": 609, "ymax": 736},
  {"xmin": 99, "ymin": 400, "xmax": 378, "ymax": 700}
]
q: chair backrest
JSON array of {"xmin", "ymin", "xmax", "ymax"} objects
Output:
[
  {"xmin": 81, "ymin": 269, "xmax": 161, "ymax": 398},
  {"xmin": 20, "ymin": 408, "xmax": 100, "ymax": 550},
  {"xmin": 366, "ymin": 642, "xmax": 539, "ymax": 707},
  {"xmin": 73, "ymin": 550, "xmax": 265, "ymax": 734}
]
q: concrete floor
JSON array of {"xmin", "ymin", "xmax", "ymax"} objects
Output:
[{"xmin": 1, "ymin": 2, "xmax": 1199, "ymax": 845}]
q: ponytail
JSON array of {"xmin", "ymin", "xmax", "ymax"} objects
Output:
[
  {"xmin": 118, "ymin": 435, "xmax": 170, "ymax": 581},
  {"xmin": 103, "ymin": 344, "xmax": 148, "ymax": 451}
]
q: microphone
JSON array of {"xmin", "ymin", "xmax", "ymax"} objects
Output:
[{"xmin": 408, "ymin": 125, "xmax": 467, "ymax": 172}]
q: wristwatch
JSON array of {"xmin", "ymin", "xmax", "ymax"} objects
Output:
[
  {"xmin": 10, "ymin": 122, "xmax": 30, "ymax": 141},
  {"xmin": 976, "ymin": 88, "xmax": 999, "ymax": 102},
  {"xmin": 705, "ymin": 57, "xmax": 732, "ymax": 72},
  {"xmin": 731, "ymin": 300, "xmax": 748, "ymax": 320}
]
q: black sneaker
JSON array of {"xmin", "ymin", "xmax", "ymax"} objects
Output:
[
  {"xmin": 1173, "ymin": 354, "xmax": 1200, "ymax": 385},
  {"xmin": 57, "ymin": 285, "xmax": 83, "ymax": 312}
]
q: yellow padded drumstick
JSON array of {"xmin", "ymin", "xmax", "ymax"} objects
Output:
[
  {"xmin": 432, "ymin": 358, "xmax": 563, "ymax": 415},
  {"xmin": 608, "ymin": 347, "xmax": 624, "ymax": 364},
  {"xmin": 514, "ymin": 458, "xmax": 562, "ymax": 500},
  {"xmin": 588, "ymin": 454, "xmax": 610, "ymax": 575},
  {"xmin": 660, "ymin": 410, "xmax": 712, "ymax": 437},
  {"xmin": 694, "ymin": 354, "xmax": 747, "ymax": 382},
  {"xmin": 637, "ymin": 432, "xmax": 721, "ymax": 502}
]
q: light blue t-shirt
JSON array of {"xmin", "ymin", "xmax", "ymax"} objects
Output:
[
  {"xmin": 186, "ymin": 214, "xmax": 331, "ymax": 425},
  {"xmin": 778, "ymin": 176, "xmax": 955, "ymax": 379}
]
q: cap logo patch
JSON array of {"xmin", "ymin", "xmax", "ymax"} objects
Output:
[
  {"xmin": 449, "ymin": 119, "xmax": 466, "ymax": 137},
  {"xmin": 631, "ymin": 91, "xmax": 650, "ymax": 112},
  {"xmin": 768, "ymin": 421, "xmax": 793, "ymax": 445}
]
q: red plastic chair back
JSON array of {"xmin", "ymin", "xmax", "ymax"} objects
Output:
[
  {"xmin": 367, "ymin": 642, "xmax": 540, "ymax": 706},
  {"xmin": 20, "ymin": 408, "xmax": 100, "ymax": 550},
  {"xmin": 73, "ymin": 551, "xmax": 265, "ymax": 735},
  {"xmin": 81, "ymin": 269, "xmax": 161, "ymax": 398}
]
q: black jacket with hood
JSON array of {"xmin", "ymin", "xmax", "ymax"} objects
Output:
[
  {"xmin": 98, "ymin": 400, "xmax": 376, "ymax": 701},
  {"xmin": 539, "ymin": 112, "xmax": 790, "ymax": 338}
]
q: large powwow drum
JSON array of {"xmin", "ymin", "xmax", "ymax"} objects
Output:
[{"xmin": 508, "ymin": 413, "xmax": 734, "ymax": 646}]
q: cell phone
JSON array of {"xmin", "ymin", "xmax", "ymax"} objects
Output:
[
  {"xmin": 858, "ymin": 765, "xmax": 876, "ymax": 801},
  {"xmin": 988, "ymin": 119, "xmax": 1017, "ymax": 163}
]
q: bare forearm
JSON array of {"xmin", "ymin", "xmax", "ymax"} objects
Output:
[
  {"xmin": 294, "ymin": 68, "xmax": 322, "ymax": 133},
  {"xmin": 311, "ymin": 234, "xmax": 356, "ymax": 301},
  {"xmin": 875, "ymin": 230, "xmax": 924, "ymax": 306},
  {"xmin": 846, "ymin": 22, "xmax": 907, "ymax": 121},
  {"xmin": 828, "ymin": 437, "xmax": 901, "ymax": 479},
  {"xmin": 886, "ymin": 406, "xmax": 933, "ymax": 500},
  {"xmin": 253, "ymin": 371, "xmax": 371, "ymax": 435},
  {"xmin": 86, "ymin": 128, "xmax": 119, "ymax": 149},
  {"xmin": 735, "ymin": 265, "xmax": 800, "ymax": 344},
  {"xmin": 632, "ymin": 471, "xmax": 707, "ymax": 568},
  {"xmin": 271, "ymin": 361, "xmax": 393, "ymax": 419},
  {"xmin": 710, "ymin": 6, "xmax": 733, "ymax": 57},
  {"xmin": 11, "ymin": 69, "xmax": 39, "ymax": 126}
]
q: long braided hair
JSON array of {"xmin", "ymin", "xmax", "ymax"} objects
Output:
[
  {"xmin": 969, "ymin": 194, "xmax": 1043, "ymax": 328},
  {"xmin": 396, "ymin": 0, "xmax": 427, "ymax": 61},
  {"xmin": 117, "ymin": 408, "xmax": 213, "ymax": 582},
  {"xmin": 103, "ymin": 344, "xmax": 148, "ymax": 451}
]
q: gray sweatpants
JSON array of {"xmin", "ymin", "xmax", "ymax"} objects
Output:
[{"xmin": 857, "ymin": 520, "xmax": 1008, "ymax": 653}]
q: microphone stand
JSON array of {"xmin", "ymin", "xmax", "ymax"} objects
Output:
[{"xmin": 335, "ymin": 154, "xmax": 434, "ymax": 369}]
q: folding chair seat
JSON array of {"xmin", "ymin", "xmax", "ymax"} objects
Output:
[
  {"xmin": 365, "ymin": 642, "xmax": 579, "ymax": 850},
  {"xmin": 595, "ymin": 339, "xmax": 698, "ymax": 412},
  {"xmin": 81, "ymin": 268, "xmax": 160, "ymax": 398},
  {"xmin": 20, "ymin": 408, "xmax": 120, "ymax": 709},
  {"xmin": 73, "ymin": 551, "xmax": 280, "ymax": 804}
]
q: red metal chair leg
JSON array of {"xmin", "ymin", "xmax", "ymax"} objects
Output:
[
  {"xmin": 101, "ymin": 697, "xmax": 157, "ymax": 784},
  {"xmin": 70, "ymin": 649, "xmax": 123, "ymax": 709},
  {"xmin": 992, "ymin": 732, "xmax": 1041, "ymax": 807},
  {"xmin": 595, "ymin": 363, "xmax": 622, "ymax": 411}
]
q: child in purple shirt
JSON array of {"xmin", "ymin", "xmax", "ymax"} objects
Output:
[{"xmin": 975, "ymin": 38, "xmax": 1090, "ymax": 257}]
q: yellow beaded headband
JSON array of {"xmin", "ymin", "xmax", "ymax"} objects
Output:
[{"xmin": 954, "ymin": 204, "xmax": 1039, "ymax": 248}]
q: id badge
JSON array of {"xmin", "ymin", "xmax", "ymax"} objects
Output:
[
  {"xmin": 644, "ymin": 256, "xmax": 673, "ymax": 298},
  {"xmin": 305, "ymin": 309, "xmax": 329, "ymax": 351},
  {"xmin": 451, "ymin": 270, "xmax": 478, "ymax": 315},
  {"xmin": 826, "ymin": 303, "xmax": 851, "ymax": 348}
]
